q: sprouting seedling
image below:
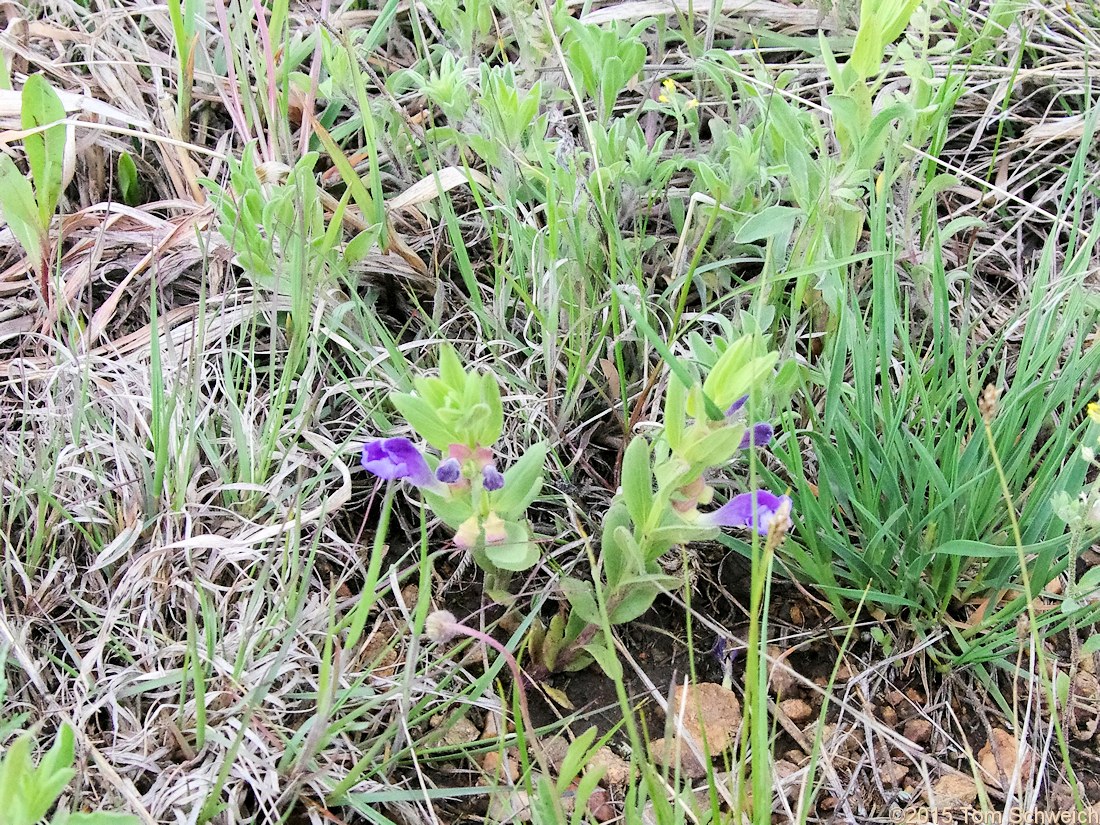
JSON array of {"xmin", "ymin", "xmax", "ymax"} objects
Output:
[{"xmin": 0, "ymin": 74, "xmax": 72, "ymax": 308}]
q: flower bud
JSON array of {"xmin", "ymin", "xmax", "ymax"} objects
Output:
[
  {"xmin": 483, "ymin": 512, "xmax": 508, "ymax": 544},
  {"xmin": 436, "ymin": 458, "xmax": 462, "ymax": 483},
  {"xmin": 454, "ymin": 516, "xmax": 480, "ymax": 549},
  {"xmin": 482, "ymin": 464, "xmax": 505, "ymax": 491},
  {"xmin": 738, "ymin": 422, "xmax": 774, "ymax": 450}
]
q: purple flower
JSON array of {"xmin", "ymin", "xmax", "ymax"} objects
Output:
[
  {"xmin": 699, "ymin": 489, "xmax": 792, "ymax": 536},
  {"xmin": 726, "ymin": 395, "xmax": 748, "ymax": 415},
  {"xmin": 739, "ymin": 422, "xmax": 774, "ymax": 450},
  {"xmin": 436, "ymin": 457, "xmax": 462, "ymax": 483},
  {"xmin": 712, "ymin": 636, "xmax": 742, "ymax": 666},
  {"xmin": 482, "ymin": 464, "xmax": 505, "ymax": 491},
  {"xmin": 361, "ymin": 438, "xmax": 435, "ymax": 487}
]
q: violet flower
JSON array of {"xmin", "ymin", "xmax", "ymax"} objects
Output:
[
  {"xmin": 482, "ymin": 464, "xmax": 505, "ymax": 491},
  {"xmin": 699, "ymin": 489, "xmax": 792, "ymax": 536},
  {"xmin": 436, "ymin": 457, "xmax": 462, "ymax": 483},
  {"xmin": 739, "ymin": 422, "xmax": 774, "ymax": 450},
  {"xmin": 726, "ymin": 395, "xmax": 748, "ymax": 415},
  {"xmin": 361, "ymin": 438, "xmax": 436, "ymax": 487}
]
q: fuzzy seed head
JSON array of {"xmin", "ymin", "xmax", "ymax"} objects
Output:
[{"xmin": 425, "ymin": 610, "xmax": 458, "ymax": 643}]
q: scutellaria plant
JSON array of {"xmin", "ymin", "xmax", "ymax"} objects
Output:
[
  {"xmin": 360, "ymin": 346, "xmax": 547, "ymax": 594},
  {"xmin": 529, "ymin": 334, "xmax": 793, "ymax": 674}
]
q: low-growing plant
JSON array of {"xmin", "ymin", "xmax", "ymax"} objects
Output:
[
  {"xmin": 0, "ymin": 73, "xmax": 70, "ymax": 307},
  {"xmin": 528, "ymin": 333, "xmax": 792, "ymax": 674},
  {"xmin": 359, "ymin": 345, "xmax": 548, "ymax": 596},
  {"xmin": 0, "ymin": 724, "xmax": 139, "ymax": 825}
]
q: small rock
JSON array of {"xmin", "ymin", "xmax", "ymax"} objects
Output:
[
  {"xmin": 885, "ymin": 689, "xmax": 905, "ymax": 706},
  {"xmin": 587, "ymin": 787, "xmax": 615, "ymax": 822},
  {"xmin": 649, "ymin": 736, "xmax": 707, "ymax": 779},
  {"xmin": 774, "ymin": 759, "xmax": 801, "ymax": 801},
  {"xmin": 882, "ymin": 760, "xmax": 909, "ymax": 784},
  {"xmin": 669, "ymin": 682, "xmax": 742, "ymax": 753},
  {"xmin": 881, "ymin": 706, "xmax": 898, "ymax": 727},
  {"xmin": 359, "ymin": 622, "xmax": 399, "ymax": 676},
  {"xmin": 780, "ymin": 698, "xmax": 813, "ymax": 724},
  {"xmin": 588, "ymin": 746, "xmax": 630, "ymax": 789},
  {"xmin": 978, "ymin": 728, "xmax": 1032, "ymax": 786},
  {"xmin": 767, "ymin": 646, "xmax": 798, "ymax": 696},
  {"xmin": 903, "ymin": 718, "xmax": 932, "ymax": 745},
  {"xmin": 835, "ymin": 663, "xmax": 852, "ymax": 680},
  {"xmin": 541, "ymin": 735, "xmax": 572, "ymax": 773},
  {"xmin": 783, "ymin": 749, "xmax": 806, "ymax": 764},
  {"xmin": 905, "ymin": 688, "xmax": 925, "ymax": 704},
  {"xmin": 932, "ymin": 773, "xmax": 977, "ymax": 808},
  {"xmin": 487, "ymin": 786, "xmax": 533, "ymax": 822},
  {"xmin": 790, "ymin": 605, "xmax": 804, "ymax": 625},
  {"xmin": 481, "ymin": 748, "xmax": 520, "ymax": 783},
  {"xmin": 429, "ymin": 714, "xmax": 480, "ymax": 748}
]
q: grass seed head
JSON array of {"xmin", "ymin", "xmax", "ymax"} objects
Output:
[{"xmin": 979, "ymin": 384, "xmax": 1001, "ymax": 424}]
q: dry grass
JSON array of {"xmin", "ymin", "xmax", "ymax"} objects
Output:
[{"xmin": 0, "ymin": 0, "xmax": 1099, "ymax": 821}]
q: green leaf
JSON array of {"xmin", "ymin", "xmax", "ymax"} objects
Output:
[
  {"xmin": 0, "ymin": 156, "xmax": 45, "ymax": 268},
  {"xmin": 0, "ymin": 733, "xmax": 32, "ymax": 822},
  {"xmin": 419, "ymin": 489, "xmax": 473, "ymax": 528},
  {"xmin": 311, "ymin": 116, "xmax": 380, "ymax": 229},
  {"xmin": 556, "ymin": 726, "xmax": 599, "ymax": 790},
  {"xmin": 620, "ymin": 436, "xmax": 653, "ymax": 527},
  {"xmin": 645, "ymin": 523, "xmax": 718, "ymax": 557},
  {"xmin": 681, "ymin": 424, "xmax": 746, "ymax": 467},
  {"xmin": 583, "ymin": 640, "xmax": 623, "ymax": 680},
  {"xmin": 1076, "ymin": 564, "xmax": 1100, "ymax": 596},
  {"xmin": 39, "ymin": 723, "xmax": 74, "ymax": 778},
  {"xmin": 539, "ymin": 612, "xmax": 566, "ymax": 671},
  {"xmin": 21, "ymin": 73, "xmax": 68, "ymax": 227},
  {"xmin": 560, "ymin": 576, "xmax": 600, "ymax": 624},
  {"xmin": 849, "ymin": 0, "xmax": 922, "ymax": 81},
  {"xmin": 117, "ymin": 151, "xmax": 140, "ymax": 206},
  {"xmin": 933, "ymin": 537, "xmax": 1067, "ymax": 558},
  {"xmin": 600, "ymin": 505, "xmax": 634, "ymax": 590},
  {"xmin": 479, "ymin": 370, "xmax": 503, "ymax": 444},
  {"xmin": 663, "ymin": 375, "xmax": 689, "ymax": 449},
  {"xmin": 493, "ymin": 441, "xmax": 548, "ymax": 517},
  {"xmin": 701, "ymin": 335, "xmax": 755, "ymax": 409},
  {"xmin": 608, "ymin": 581, "xmax": 660, "ymax": 624},
  {"xmin": 389, "ymin": 392, "xmax": 454, "ymax": 449},
  {"xmin": 437, "ymin": 344, "xmax": 465, "ymax": 392},
  {"xmin": 483, "ymin": 521, "xmax": 539, "ymax": 571},
  {"xmin": 343, "ymin": 228, "xmax": 375, "ymax": 265},
  {"xmin": 604, "ymin": 524, "xmax": 643, "ymax": 591},
  {"xmin": 735, "ymin": 205, "xmax": 803, "ymax": 244}
]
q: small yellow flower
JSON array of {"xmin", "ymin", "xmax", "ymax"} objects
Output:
[
  {"xmin": 658, "ymin": 93, "xmax": 669, "ymax": 104},
  {"xmin": 662, "ymin": 78, "xmax": 676, "ymax": 93},
  {"xmin": 687, "ymin": 98, "xmax": 699, "ymax": 109},
  {"xmin": 1089, "ymin": 401, "xmax": 1100, "ymax": 423}
]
